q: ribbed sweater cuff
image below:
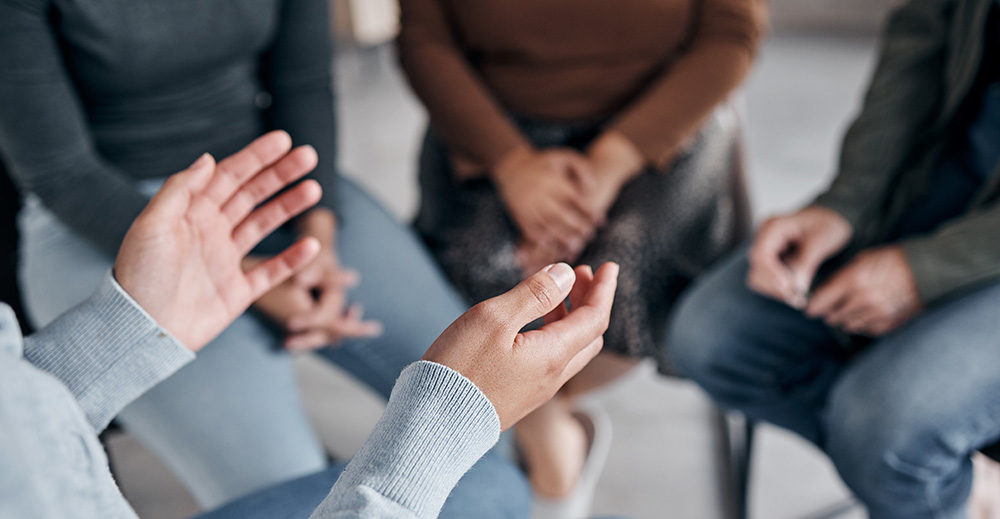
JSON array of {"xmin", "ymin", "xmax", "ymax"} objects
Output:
[
  {"xmin": 23, "ymin": 271, "xmax": 194, "ymax": 432},
  {"xmin": 320, "ymin": 361, "xmax": 500, "ymax": 518}
]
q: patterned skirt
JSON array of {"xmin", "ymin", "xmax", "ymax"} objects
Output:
[{"xmin": 414, "ymin": 107, "xmax": 751, "ymax": 375}]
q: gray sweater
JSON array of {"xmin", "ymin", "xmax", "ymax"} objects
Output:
[
  {"xmin": 0, "ymin": 0, "xmax": 340, "ymax": 257},
  {"xmin": 0, "ymin": 274, "xmax": 500, "ymax": 518}
]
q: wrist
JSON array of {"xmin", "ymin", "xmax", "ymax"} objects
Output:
[
  {"xmin": 490, "ymin": 145, "xmax": 535, "ymax": 185},
  {"xmin": 587, "ymin": 132, "xmax": 644, "ymax": 188}
]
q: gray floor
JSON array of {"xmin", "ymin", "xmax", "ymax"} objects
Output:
[{"xmin": 114, "ymin": 31, "xmax": 879, "ymax": 519}]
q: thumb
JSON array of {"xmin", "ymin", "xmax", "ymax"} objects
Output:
[
  {"xmin": 494, "ymin": 263, "xmax": 576, "ymax": 329},
  {"xmin": 785, "ymin": 239, "xmax": 830, "ymax": 296}
]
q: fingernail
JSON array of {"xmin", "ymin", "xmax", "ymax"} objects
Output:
[
  {"xmin": 544, "ymin": 262, "xmax": 575, "ymax": 292},
  {"xmin": 189, "ymin": 153, "xmax": 212, "ymax": 169}
]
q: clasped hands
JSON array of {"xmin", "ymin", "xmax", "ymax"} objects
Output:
[
  {"xmin": 490, "ymin": 132, "xmax": 644, "ymax": 275},
  {"xmin": 747, "ymin": 205, "xmax": 923, "ymax": 336},
  {"xmin": 114, "ymin": 130, "xmax": 619, "ymax": 431}
]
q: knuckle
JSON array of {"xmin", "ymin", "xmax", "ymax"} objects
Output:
[{"xmin": 525, "ymin": 277, "xmax": 557, "ymax": 312}]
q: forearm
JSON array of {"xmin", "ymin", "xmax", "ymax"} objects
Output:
[
  {"xmin": 609, "ymin": 0, "xmax": 766, "ymax": 168},
  {"xmin": 23, "ymin": 272, "xmax": 194, "ymax": 432},
  {"xmin": 0, "ymin": 0, "xmax": 150, "ymax": 257},
  {"xmin": 397, "ymin": 0, "xmax": 529, "ymax": 170},
  {"xmin": 899, "ymin": 201, "xmax": 1000, "ymax": 303},
  {"xmin": 813, "ymin": 0, "xmax": 953, "ymax": 228},
  {"xmin": 310, "ymin": 361, "xmax": 500, "ymax": 519},
  {"xmin": 261, "ymin": 0, "xmax": 340, "ymax": 212}
]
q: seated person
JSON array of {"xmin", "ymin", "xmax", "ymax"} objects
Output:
[
  {"xmin": 0, "ymin": 132, "xmax": 619, "ymax": 519},
  {"xmin": 667, "ymin": 0, "xmax": 1000, "ymax": 517},
  {"xmin": 398, "ymin": 0, "xmax": 767, "ymax": 509}
]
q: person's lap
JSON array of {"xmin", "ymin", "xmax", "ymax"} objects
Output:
[
  {"xmin": 17, "ymin": 175, "xmax": 488, "ymax": 508},
  {"xmin": 667, "ymin": 248, "xmax": 1000, "ymax": 518}
]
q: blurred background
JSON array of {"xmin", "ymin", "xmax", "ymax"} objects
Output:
[{"xmin": 103, "ymin": 0, "xmax": 900, "ymax": 517}]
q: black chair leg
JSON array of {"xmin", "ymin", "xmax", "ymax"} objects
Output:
[{"xmin": 716, "ymin": 407, "xmax": 754, "ymax": 519}]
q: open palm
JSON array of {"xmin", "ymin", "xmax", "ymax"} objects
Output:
[{"xmin": 114, "ymin": 131, "xmax": 323, "ymax": 351}]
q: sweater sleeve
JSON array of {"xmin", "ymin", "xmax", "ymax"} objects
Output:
[
  {"xmin": 813, "ymin": 0, "xmax": 954, "ymax": 230},
  {"xmin": 259, "ymin": 0, "xmax": 340, "ymax": 212},
  {"xmin": 0, "ymin": 0, "xmax": 151, "ymax": 257},
  {"xmin": 397, "ymin": 0, "xmax": 531, "ymax": 170},
  {"xmin": 608, "ymin": 0, "xmax": 768, "ymax": 168},
  {"xmin": 23, "ymin": 271, "xmax": 194, "ymax": 433},
  {"xmin": 310, "ymin": 361, "xmax": 500, "ymax": 519}
]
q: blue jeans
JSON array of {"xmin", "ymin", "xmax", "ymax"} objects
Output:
[
  {"xmin": 666, "ymin": 250, "xmax": 1000, "ymax": 519},
  {"xmin": 194, "ymin": 449, "xmax": 531, "ymax": 519},
  {"xmin": 18, "ymin": 175, "xmax": 525, "ymax": 511}
]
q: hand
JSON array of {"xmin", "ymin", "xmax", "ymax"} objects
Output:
[
  {"xmin": 747, "ymin": 205, "xmax": 854, "ymax": 308},
  {"xmin": 251, "ymin": 209, "xmax": 383, "ymax": 350},
  {"xmin": 492, "ymin": 147, "xmax": 602, "ymax": 261},
  {"xmin": 114, "ymin": 131, "xmax": 323, "ymax": 351},
  {"xmin": 805, "ymin": 245, "xmax": 922, "ymax": 336},
  {"xmin": 422, "ymin": 262, "xmax": 619, "ymax": 430}
]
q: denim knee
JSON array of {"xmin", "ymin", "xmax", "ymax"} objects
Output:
[
  {"xmin": 665, "ymin": 253, "xmax": 758, "ymax": 397},
  {"xmin": 825, "ymin": 380, "xmax": 972, "ymax": 518}
]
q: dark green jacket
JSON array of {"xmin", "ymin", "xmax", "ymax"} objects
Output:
[{"xmin": 813, "ymin": 0, "xmax": 1000, "ymax": 304}]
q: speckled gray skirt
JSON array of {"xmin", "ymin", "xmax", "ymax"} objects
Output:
[{"xmin": 414, "ymin": 108, "xmax": 751, "ymax": 375}]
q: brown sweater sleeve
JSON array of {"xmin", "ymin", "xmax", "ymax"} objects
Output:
[
  {"xmin": 608, "ymin": 0, "xmax": 768, "ymax": 168},
  {"xmin": 397, "ymin": 0, "xmax": 530, "ymax": 170}
]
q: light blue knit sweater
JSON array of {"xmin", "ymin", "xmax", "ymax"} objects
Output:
[{"xmin": 0, "ymin": 272, "xmax": 500, "ymax": 518}]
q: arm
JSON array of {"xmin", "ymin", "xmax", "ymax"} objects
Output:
[
  {"xmin": 310, "ymin": 362, "xmax": 500, "ymax": 519},
  {"xmin": 900, "ymin": 199, "xmax": 1000, "ymax": 303},
  {"xmin": 260, "ymin": 0, "xmax": 340, "ymax": 212},
  {"xmin": 606, "ymin": 0, "xmax": 768, "ymax": 169},
  {"xmin": 22, "ymin": 274, "xmax": 193, "ymax": 433},
  {"xmin": 0, "ymin": 0, "xmax": 150, "ymax": 256},
  {"xmin": 397, "ymin": 0, "xmax": 531, "ymax": 170},
  {"xmin": 813, "ymin": 0, "xmax": 954, "ymax": 228}
]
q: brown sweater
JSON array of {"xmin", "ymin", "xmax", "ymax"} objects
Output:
[{"xmin": 398, "ymin": 0, "xmax": 768, "ymax": 169}]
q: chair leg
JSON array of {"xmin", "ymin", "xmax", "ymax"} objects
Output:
[{"xmin": 715, "ymin": 407, "xmax": 754, "ymax": 519}]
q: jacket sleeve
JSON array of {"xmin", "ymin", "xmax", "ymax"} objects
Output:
[
  {"xmin": 608, "ymin": 0, "xmax": 768, "ymax": 168},
  {"xmin": 900, "ymin": 196, "xmax": 1000, "ymax": 303},
  {"xmin": 0, "ymin": 0, "xmax": 151, "ymax": 257},
  {"xmin": 813, "ymin": 0, "xmax": 954, "ymax": 229},
  {"xmin": 259, "ymin": 0, "xmax": 340, "ymax": 212},
  {"xmin": 23, "ymin": 272, "xmax": 194, "ymax": 433},
  {"xmin": 397, "ymin": 0, "xmax": 531, "ymax": 170},
  {"xmin": 309, "ymin": 361, "xmax": 500, "ymax": 519}
]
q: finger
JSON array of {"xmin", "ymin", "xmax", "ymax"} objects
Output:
[
  {"xmin": 806, "ymin": 274, "xmax": 852, "ymax": 319},
  {"xmin": 824, "ymin": 296, "xmax": 869, "ymax": 329},
  {"xmin": 288, "ymin": 283, "xmax": 347, "ymax": 331},
  {"xmin": 569, "ymin": 264, "xmax": 594, "ymax": 310},
  {"xmin": 245, "ymin": 237, "xmax": 322, "ymax": 300},
  {"xmin": 232, "ymin": 180, "xmax": 322, "ymax": 255},
  {"xmin": 285, "ymin": 330, "xmax": 332, "ymax": 351},
  {"xmin": 543, "ymin": 300, "xmax": 569, "ymax": 325},
  {"xmin": 748, "ymin": 225, "xmax": 798, "ymax": 304},
  {"xmin": 785, "ymin": 236, "xmax": 834, "ymax": 298},
  {"xmin": 203, "ymin": 131, "xmax": 294, "ymax": 204},
  {"xmin": 519, "ymin": 262, "xmax": 618, "ymax": 362},
  {"xmin": 221, "ymin": 145, "xmax": 319, "ymax": 225},
  {"xmin": 144, "ymin": 154, "xmax": 216, "ymax": 220},
  {"xmin": 487, "ymin": 262, "xmax": 577, "ymax": 330}
]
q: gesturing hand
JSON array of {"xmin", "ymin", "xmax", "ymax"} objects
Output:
[
  {"xmin": 805, "ymin": 245, "xmax": 922, "ymax": 336},
  {"xmin": 747, "ymin": 205, "xmax": 854, "ymax": 308},
  {"xmin": 492, "ymin": 147, "xmax": 602, "ymax": 263},
  {"xmin": 422, "ymin": 262, "xmax": 619, "ymax": 430},
  {"xmin": 114, "ymin": 131, "xmax": 323, "ymax": 352}
]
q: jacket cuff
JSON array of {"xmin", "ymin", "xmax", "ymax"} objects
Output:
[
  {"xmin": 23, "ymin": 271, "xmax": 194, "ymax": 432},
  {"xmin": 320, "ymin": 360, "xmax": 500, "ymax": 518}
]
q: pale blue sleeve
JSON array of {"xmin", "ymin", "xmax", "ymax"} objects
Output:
[{"xmin": 310, "ymin": 361, "xmax": 502, "ymax": 519}]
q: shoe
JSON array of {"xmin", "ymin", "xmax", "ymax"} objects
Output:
[{"xmin": 531, "ymin": 401, "xmax": 613, "ymax": 519}]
